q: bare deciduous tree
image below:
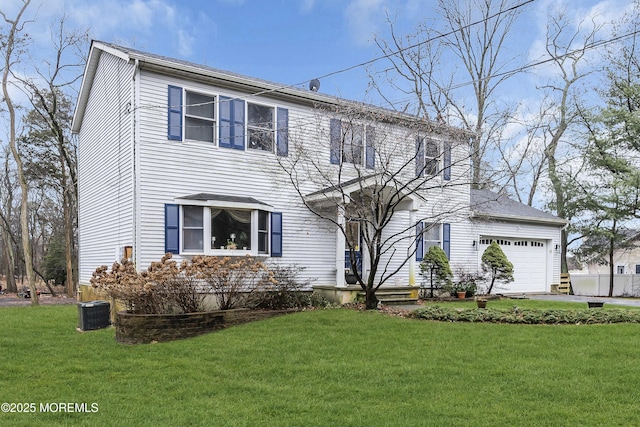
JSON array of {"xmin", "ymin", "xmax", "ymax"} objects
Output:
[
  {"xmin": 0, "ymin": 0, "xmax": 38, "ymax": 303},
  {"xmin": 373, "ymin": 0, "xmax": 522, "ymax": 188},
  {"xmin": 277, "ymin": 103, "xmax": 472, "ymax": 309}
]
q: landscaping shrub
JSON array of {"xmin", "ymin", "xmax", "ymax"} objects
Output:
[
  {"xmin": 247, "ymin": 264, "xmax": 310, "ymax": 309},
  {"xmin": 91, "ymin": 254, "xmax": 206, "ymax": 314},
  {"xmin": 91, "ymin": 254, "xmax": 272, "ymax": 314},
  {"xmin": 410, "ymin": 306, "xmax": 640, "ymax": 324},
  {"xmin": 481, "ymin": 242, "xmax": 514, "ymax": 294},
  {"xmin": 419, "ymin": 246, "xmax": 452, "ymax": 298},
  {"xmin": 185, "ymin": 255, "xmax": 270, "ymax": 310}
]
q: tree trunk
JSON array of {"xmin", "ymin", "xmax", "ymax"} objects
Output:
[
  {"xmin": 487, "ymin": 273, "xmax": 496, "ymax": 295},
  {"xmin": 2, "ymin": 226, "xmax": 16, "ymax": 292},
  {"xmin": 364, "ymin": 287, "xmax": 378, "ymax": 310},
  {"xmin": 1, "ymin": 0, "xmax": 37, "ymax": 305},
  {"xmin": 608, "ymin": 238, "xmax": 615, "ymax": 297},
  {"xmin": 61, "ymin": 156, "xmax": 74, "ymax": 298}
]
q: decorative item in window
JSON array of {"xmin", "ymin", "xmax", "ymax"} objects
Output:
[{"xmin": 227, "ymin": 233, "xmax": 237, "ymax": 250}]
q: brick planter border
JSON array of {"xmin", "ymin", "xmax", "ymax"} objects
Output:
[{"xmin": 115, "ymin": 308, "xmax": 297, "ymax": 344}]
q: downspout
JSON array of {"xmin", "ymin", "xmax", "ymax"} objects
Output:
[{"xmin": 129, "ymin": 58, "xmax": 140, "ymax": 269}]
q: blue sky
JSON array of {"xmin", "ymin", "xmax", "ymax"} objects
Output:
[{"xmin": 0, "ymin": 0, "xmax": 632, "ymax": 108}]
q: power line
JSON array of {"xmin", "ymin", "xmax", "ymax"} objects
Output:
[
  {"xmin": 134, "ymin": 0, "xmax": 538, "ymax": 112},
  {"xmin": 379, "ymin": 27, "xmax": 640, "ymax": 111}
]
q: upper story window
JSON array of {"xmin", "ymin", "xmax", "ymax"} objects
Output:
[
  {"xmin": 185, "ymin": 91, "xmax": 216, "ymax": 143},
  {"xmin": 329, "ymin": 119, "xmax": 375, "ymax": 169},
  {"xmin": 248, "ymin": 103, "xmax": 274, "ymax": 151},
  {"xmin": 416, "ymin": 137, "xmax": 451, "ymax": 180},
  {"xmin": 167, "ymin": 85, "xmax": 288, "ymax": 156},
  {"xmin": 424, "ymin": 139, "xmax": 439, "ymax": 176},
  {"xmin": 342, "ymin": 124, "xmax": 364, "ymax": 165}
]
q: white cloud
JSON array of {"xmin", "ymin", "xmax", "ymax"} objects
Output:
[
  {"xmin": 177, "ymin": 29, "xmax": 195, "ymax": 57},
  {"xmin": 299, "ymin": 0, "xmax": 316, "ymax": 14},
  {"xmin": 345, "ymin": 0, "xmax": 389, "ymax": 45}
]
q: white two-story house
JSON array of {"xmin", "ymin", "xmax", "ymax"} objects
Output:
[{"xmin": 72, "ymin": 41, "xmax": 566, "ymax": 303}]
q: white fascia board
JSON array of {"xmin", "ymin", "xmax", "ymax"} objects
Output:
[
  {"xmin": 72, "ymin": 42, "xmax": 132, "ymax": 134},
  {"xmin": 173, "ymin": 198, "xmax": 274, "ymax": 212},
  {"xmin": 471, "ymin": 213, "xmax": 567, "ymax": 226}
]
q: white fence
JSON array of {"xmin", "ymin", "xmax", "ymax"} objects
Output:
[{"xmin": 570, "ymin": 274, "xmax": 640, "ymax": 297}]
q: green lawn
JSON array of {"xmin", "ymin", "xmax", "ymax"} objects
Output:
[{"xmin": 2, "ymin": 304, "xmax": 640, "ymax": 426}]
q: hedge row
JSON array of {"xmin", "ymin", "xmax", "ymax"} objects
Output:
[{"xmin": 410, "ymin": 306, "xmax": 640, "ymax": 324}]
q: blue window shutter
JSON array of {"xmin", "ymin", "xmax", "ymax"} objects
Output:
[
  {"xmin": 271, "ymin": 212, "xmax": 283, "ymax": 257},
  {"xmin": 366, "ymin": 126, "xmax": 375, "ymax": 169},
  {"xmin": 219, "ymin": 97, "xmax": 245, "ymax": 150},
  {"xmin": 165, "ymin": 204, "xmax": 179, "ymax": 254},
  {"xmin": 330, "ymin": 119, "xmax": 341, "ymax": 164},
  {"xmin": 416, "ymin": 222, "xmax": 424, "ymax": 261},
  {"xmin": 416, "ymin": 136, "xmax": 424, "ymax": 177},
  {"xmin": 443, "ymin": 223, "xmax": 451, "ymax": 259},
  {"xmin": 167, "ymin": 86, "xmax": 182, "ymax": 141},
  {"xmin": 277, "ymin": 107, "xmax": 288, "ymax": 157},
  {"xmin": 443, "ymin": 141, "xmax": 451, "ymax": 180}
]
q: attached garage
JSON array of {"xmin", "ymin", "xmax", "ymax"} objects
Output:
[
  {"xmin": 477, "ymin": 237, "xmax": 548, "ymax": 293},
  {"xmin": 471, "ymin": 190, "xmax": 566, "ymax": 294}
]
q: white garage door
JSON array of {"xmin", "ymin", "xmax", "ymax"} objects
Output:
[{"xmin": 478, "ymin": 237, "xmax": 547, "ymax": 294}]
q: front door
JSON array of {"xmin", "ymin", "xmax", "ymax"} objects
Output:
[{"xmin": 345, "ymin": 221, "xmax": 362, "ymax": 275}]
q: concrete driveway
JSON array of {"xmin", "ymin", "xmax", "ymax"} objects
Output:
[{"xmin": 525, "ymin": 294, "xmax": 640, "ymax": 308}]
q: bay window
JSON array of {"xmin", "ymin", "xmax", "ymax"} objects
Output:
[{"xmin": 172, "ymin": 204, "xmax": 277, "ymax": 255}]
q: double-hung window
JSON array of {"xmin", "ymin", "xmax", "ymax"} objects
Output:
[
  {"xmin": 329, "ymin": 119, "xmax": 375, "ymax": 168},
  {"xmin": 342, "ymin": 124, "xmax": 364, "ymax": 165},
  {"xmin": 424, "ymin": 140, "xmax": 439, "ymax": 176},
  {"xmin": 416, "ymin": 222, "xmax": 451, "ymax": 260},
  {"xmin": 182, "ymin": 206, "xmax": 204, "ymax": 251},
  {"xmin": 423, "ymin": 222, "xmax": 441, "ymax": 251},
  {"xmin": 185, "ymin": 91, "xmax": 216, "ymax": 142},
  {"xmin": 416, "ymin": 137, "xmax": 451, "ymax": 180},
  {"xmin": 248, "ymin": 103, "xmax": 274, "ymax": 151}
]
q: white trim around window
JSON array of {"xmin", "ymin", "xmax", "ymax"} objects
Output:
[{"xmin": 175, "ymin": 200, "xmax": 274, "ymax": 257}]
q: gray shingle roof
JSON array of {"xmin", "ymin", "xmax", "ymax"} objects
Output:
[
  {"xmin": 178, "ymin": 194, "xmax": 271, "ymax": 207},
  {"xmin": 470, "ymin": 189, "xmax": 566, "ymax": 225}
]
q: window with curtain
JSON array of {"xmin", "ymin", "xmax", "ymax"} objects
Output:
[
  {"xmin": 177, "ymin": 205, "xmax": 277, "ymax": 255},
  {"xmin": 210, "ymin": 208, "xmax": 252, "ymax": 250}
]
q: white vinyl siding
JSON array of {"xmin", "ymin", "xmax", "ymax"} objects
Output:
[
  {"xmin": 77, "ymin": 53, "xmax": 135, "ymax": 285},
  {"xmin": 77, "ymin": 47, "xmax": 565, "ymax": 295}
]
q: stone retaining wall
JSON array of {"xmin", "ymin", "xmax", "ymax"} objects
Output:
[{"xmin": 115, "ymin": 308, "xmax": 296, "ymax": 344}]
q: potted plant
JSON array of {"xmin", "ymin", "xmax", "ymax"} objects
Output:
[
  {"xmin": 475, "ymin": 296, "xmax": 488, "ymax": 308},
  {"xmin": 226, "ymin": 239, "xmax": 237, "ymax": 250},
  {"xmin": 451, "ymin": 279, "xmax": 476, "ymax": 299}
]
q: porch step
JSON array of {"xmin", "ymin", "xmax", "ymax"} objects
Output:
[{"xmin": 359, "ymin": 289, "xmax": 419, "ymax": 306}]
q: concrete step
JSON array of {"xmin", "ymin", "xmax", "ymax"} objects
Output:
[{"xmin": 358, "ymin": 289, "xmax": 418, "ymax": 306}]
